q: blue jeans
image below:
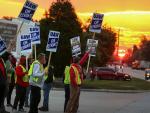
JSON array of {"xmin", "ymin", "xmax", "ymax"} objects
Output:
[
  {"xmin": 43, "ymin": 83, "xmax": 52, "ymax": 107},
  {"xmin": 25, "ymin": 86, "xmax": 31, "ymax": 106}
]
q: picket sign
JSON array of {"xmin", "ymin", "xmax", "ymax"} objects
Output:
[
  {"xmin": 29, "ymin": 26, "xmax": 40, "ymax": 60},
  {"xmin": 86, "ymin": 32, "xmax": 95, "ymax": 73},
  {"xmin": 46, "ymin": 30, "xmax": 60, "ymax": 68},
  {"xmin": 0, "ymin": 36, "xmax": 7, "ymax": 56},
  {"xmin": 89, "ymin": 13, "xmax": 104, "ymax": 33},
  {"xmin": 18, "ymin": 0, "xmax": 38, "ymax": 22},
  {"xmin": 86, "ymin": 13, "xmax": 104, "ymax": 73},
  {"xmin": 18, "ymin": 0, "xmax": 38, "ymax": 69},
  {"xmin": 86, "ymin": 39, "xmax": 98, "ymax": 57},
  {"xmin": 70, "ymin": 36, "xmax": 81, "ymax": 57}
]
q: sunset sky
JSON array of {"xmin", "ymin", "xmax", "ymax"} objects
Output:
[{"xmin": 0, "ymin": 0, "xmax": 150, "ymax": 49}]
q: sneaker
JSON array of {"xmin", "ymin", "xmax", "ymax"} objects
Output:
[
  {"xmin": 7, "ymin": 104, "xmax": 13, "ymax": 107},
  {"xmin": 39, "ymin": 106, "xmax": 48, "ymax": 111},
  {"xmin": 18, "ymin": 108, "xmax": 26, "ymax": 112}
]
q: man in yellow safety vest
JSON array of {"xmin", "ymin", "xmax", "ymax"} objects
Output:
[
  {"xmin": 28, "ymin": 53, "xmax": 46, "ymax": 113},
  {"xmin": 65, "ymin": 57, "xmax": 83, "ymax": 113}
]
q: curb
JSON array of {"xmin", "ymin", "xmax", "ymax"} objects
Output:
[{"xmin": 52, "ymin": 87, "xmax": 150, "ymax": 93}]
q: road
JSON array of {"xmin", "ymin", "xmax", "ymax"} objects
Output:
[
  {"xmin": 122, "ymin": 67, "xmax": 147, "ymax": 80},
  {"xmin": 109, "ymin": 65, "xmax": 146, "ymax": 80},
  {"xmin": 5, "ymin": 90, "xmax": 150, "ymax": 113}
]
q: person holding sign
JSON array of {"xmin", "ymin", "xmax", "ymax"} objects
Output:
[
  {"xmin": 12, "ymin": 56, "xmax": 29, "ymax": 112},
  {"xmin": 64, "ymin": 48, "xmax": 91, "ymax": 113},
  {"xmin": 28, "ymin": 53, "xmax": 46, "ymax": 113},
  {"xmin": 65, "ymin": 57, "xmax": 83, "ymax": 113},
  {"xmin": 0, "ymin": 56, "xmax": 10, "ymax": 113}
]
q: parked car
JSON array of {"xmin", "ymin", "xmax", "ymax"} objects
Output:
[
  {"xmin": 145, "ymin": 69, "xmax": 150, "ymax": 80},
  {"xmin": 90, "ymin": 67, "xmax": 131, "ymax": 81}
]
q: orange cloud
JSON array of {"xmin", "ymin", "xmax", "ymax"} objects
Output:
[{"xmin": 0, "ymin": 0, "xmax": 150, "ymax": 49}]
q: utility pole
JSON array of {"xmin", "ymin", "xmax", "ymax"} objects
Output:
[{"xmin": 117, "ymin": 29, "xmax": 120, "ymax": 58}]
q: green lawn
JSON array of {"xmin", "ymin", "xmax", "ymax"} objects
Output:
[{"xmin": 82, "ymin": 78, "xmax": 150, "ymax": 90}]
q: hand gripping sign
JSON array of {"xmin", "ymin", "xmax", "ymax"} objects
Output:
[{"xmin": 89, "ymin": 13, "xmax": 104, "ymax": 33}]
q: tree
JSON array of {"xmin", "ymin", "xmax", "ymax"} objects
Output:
[
  {"xmin": 131, "ymin": 35, "xmax": 150, "ymax": 62},
  {"xmin": 139, "ymin": 38, "xmax": 150, "ymax": 61},
  {"xmin": 39, "ymin": 0, "xmax": 82, "ymax": 77},
  {"xmin": 131, "ymin": 45, "xmax": 140, "ymax": 61}
]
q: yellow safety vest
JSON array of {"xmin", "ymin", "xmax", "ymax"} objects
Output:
[
  {"xmin": 64, "ymin": 66, "xmax": 70, "ymax": 84},
  {"xmin": 19, "ymin": 65, "xmax": 29, "ymax": 82},
  {"xmin": 28, "ymin": 60, "xmax": 44, "ymax": 84},
  {"xmin": 72, "ymin": 66, "xmax": 81, "ymax": 85}
]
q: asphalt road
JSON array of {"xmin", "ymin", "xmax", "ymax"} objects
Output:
[
  {"xmin": 122, "ymin": 67, "xmax": 147, "ymax": 80},
  {"xmin": 109, "ymin": 66, "xmax": 146, "ymax": 80},
  {"xmin": 5, "ymin": 90, "xmax": 150, "ymax": 113}
]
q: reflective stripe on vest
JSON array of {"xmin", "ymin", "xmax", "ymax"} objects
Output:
[
  {"xmin": 19, "ymin": 65, "xmax": 29, "ymax": 82},
  {"xmin": 64, "ymin": 66, "xmax": 70, "ymax": 84},
  {"xmin": 72, "ymin": 66, "xmax": 81, "ymax": 85},
  {"xmin": 29, "ymin": 60, "xmax": 44, "ymax": 84}
]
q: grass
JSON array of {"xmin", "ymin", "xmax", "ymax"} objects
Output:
[{"xmin": 82, "ymin": 78, "xmax": 150, "ymax": 90}]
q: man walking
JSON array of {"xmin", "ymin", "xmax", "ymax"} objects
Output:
[{"xmin": 28, "ymin": 53, "xmax": 46, "ymax": 113}]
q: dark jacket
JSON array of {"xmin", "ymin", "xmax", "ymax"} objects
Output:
[
  {"xmin": 0, "ymin": 58, "xmax": 7, "ymax": 84},
  {"xmin": 45, "ymin": 66, "xmax": 54, "ymax": 84},
  {"xmin": 10, "ymin": 70, "xmax": 15, "ymax": 85}
]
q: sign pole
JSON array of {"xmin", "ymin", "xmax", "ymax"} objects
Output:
[
  {"xmin": 48, "ymin": 52, "xmax": 52, "ymax": 68},
  {"xmin": 7, "ymin": 21, "xmax": 24, "ymax": 52},
  {"xmin": 26, "ymin": 55, "xmax": 28, "ymax": 70},
  {"xmin": 86, "ymin": 32, "xmax": 96, "ymax": 74},
  {"xmin": 17, "ymin": 21, "xmax": 24, "ymax": 36},
  {"xmin": 34, "ymin": 44, "xmax": 37, "ymax": 60},
  {"xmin": 86, "ymin": 54, "xmax": 91, "ymax": 73},
  {"xmin": 16, "ymin": 21, "xmax": 25, "ymax": 61}
]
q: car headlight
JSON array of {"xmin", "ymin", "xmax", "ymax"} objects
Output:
[
  {"xmin": 146, "ymin": 73, "xmax": 150, "ymax": 76},
  {"xmin": 125, "ymin": 74, "xmax": 129, "ymax": 77}
]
